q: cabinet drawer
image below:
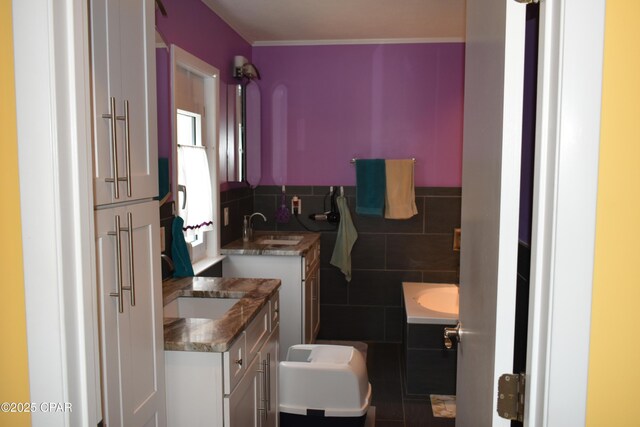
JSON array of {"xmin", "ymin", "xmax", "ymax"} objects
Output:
[
  {"xmin": 245, "ymin": 304, "xmax": 270, "ymax": 365},
  {"xmin": 270, "ymin": 293, "xmax": 280, "ymax": 330},
  {"xmin": 224, "ymin": 332, "xmax": 247, "ymax": 395}
]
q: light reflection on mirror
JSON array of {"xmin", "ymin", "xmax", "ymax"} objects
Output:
[{"xmin": 225, "ymin": 82, "xmax": 261, "ymax": 187}]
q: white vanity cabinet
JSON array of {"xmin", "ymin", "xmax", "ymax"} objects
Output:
[
  {"xmin": 165, "ymin": 292, "xmax": 280, "ymax": 427},
  {"xmin": 90, "ymin": 0, "xmax": 158, "ymax": 207},
  {"xmin": 223, "ymin": 240, "xmax": 320, "ymax": 359}
]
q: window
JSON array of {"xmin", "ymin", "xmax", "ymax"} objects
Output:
[
  {"xmin": 171, "ymin": 45, "xmax": 221, "ymax": 271},
  {"xmin": 176, "ymin": 109, "xmax": 212, "ymax": 253}
]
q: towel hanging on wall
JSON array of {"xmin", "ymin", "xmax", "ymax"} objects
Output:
[
  {"xmin": 330, "ymin": 195, "xmax": 358, "ymax": 282},
  {"xmin": 355, "ymin": 159, "xmax": 386, "ymax": 217},
  {"xmin": 384, "ymin": 159, "xmax": 418, "ymax": 219}
]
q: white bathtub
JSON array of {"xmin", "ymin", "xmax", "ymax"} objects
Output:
[{"xmin": 402, "ymin": 282, "xmax": 459, "ymax": 324}]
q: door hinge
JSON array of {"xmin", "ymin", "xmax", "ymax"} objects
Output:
[{"xmin": 497, "ymin": 373, "xmax": 525, "ymax": 421}]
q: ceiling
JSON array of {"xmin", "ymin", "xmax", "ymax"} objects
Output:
[{"xmin": 201, "ymin": 0, "xmax": 466, "ymax": 45}]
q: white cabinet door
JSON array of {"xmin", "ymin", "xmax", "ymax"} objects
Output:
[
  {"xmin": 261, "ymin": 326, "xmax": 279, "ymax": 427},
  {"xmin": 96, "ymin": 200, "xmax": 166, "ymax": 426},
  {"xmin": 225, "ymin": 354, "xmax": 261, "ymax": 427},
  {"xmin": 90, "ymin": 0, "xmax": 158, "ymax": 206},
  {"xmin": 311, "ymin": 269, "xmax": 320, "ymax": 340},
  {"xmin": 303, "ymin": 264, "xmax": 319, "ymax": 344},
  {"xmin": 303, "ymin": 277, "xmax": 312, "ymax": 344}
]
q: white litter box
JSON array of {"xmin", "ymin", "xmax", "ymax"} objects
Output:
[{"xmin": 279, "ymin": 344, "xmax": 372, "ymax": 427}]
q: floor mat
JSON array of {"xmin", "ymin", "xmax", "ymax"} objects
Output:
[{"xmin": 430, "ymin": 394, "xmax": 456, "ymax": 418}]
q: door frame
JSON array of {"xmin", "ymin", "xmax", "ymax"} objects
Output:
[
  {"xmin": 12, "ymin": 0, "xmax": 100, "ymax": 425},
  {"xmin": 525, "ymin": 1, "xmax": 605, "ymax": 425},
  {"xmin": 11, "ymin": 1, "xmax": 605, "ymax": 426}
]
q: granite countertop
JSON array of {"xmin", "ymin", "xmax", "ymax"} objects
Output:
[
  {"xmin": 220, "ymin": 231, "xmax": 321, "ymax": 256},
  {"xmin": 163, "ymin": 276, "xmax": 280, "ymax": 352}
]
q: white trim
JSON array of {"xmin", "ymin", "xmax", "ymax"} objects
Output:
[
  {"xmin": 192, "ymin": 255, "xmax": 226, "ymax": 276},
  {"xmin": 13, "ymin": 0, "xmax": 100, "ymax": 425},
  {"xmin": 525, "ymin": 1, "xmax": 605, "ymax": 426},
  {"xmin": 252, "ymin": 37, "xmax": 465, "ymax": 47}
]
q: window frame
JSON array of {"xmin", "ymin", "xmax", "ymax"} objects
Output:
[{"xmin": 170, "ymin": 45, "xmax": 221, "ymax": 272}]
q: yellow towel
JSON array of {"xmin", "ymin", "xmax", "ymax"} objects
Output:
[{"xmin": 384, "ymin": 159, "xmax": 418, "ymax": 219}]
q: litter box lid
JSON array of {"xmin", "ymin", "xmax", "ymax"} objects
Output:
[
  {"xmin": 307, "ymin": 345, "xmax": 353, "ymax": 364},
  {"xmin": 279, "ymin": 344, "xmax": 371, "ymax": 417}
]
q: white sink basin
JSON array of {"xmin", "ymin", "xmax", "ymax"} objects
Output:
[
  {"xmin": 416, "ymin": 286, "xmax": 459, "ymax": 316},
  {"xmin": 256, "ymin": 235, "xmax": 304, "ymax": 246},
  {"xmin": 164, "ymin": 296, "xmax": 241, "ymax": 320}
]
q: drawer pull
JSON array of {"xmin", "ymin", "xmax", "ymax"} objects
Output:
[{"xmin": 234, "ymin": 358, "xmax": 243, "ymax": 366}]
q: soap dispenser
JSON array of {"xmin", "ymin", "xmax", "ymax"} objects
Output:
[{"xmin": 242, "ymin": 215, "xmax": 252, "ymax": 242}]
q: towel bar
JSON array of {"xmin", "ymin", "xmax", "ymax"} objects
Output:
[{"xmin": 350, "ymin": 158, "xmax": 416, "ymax": 164}]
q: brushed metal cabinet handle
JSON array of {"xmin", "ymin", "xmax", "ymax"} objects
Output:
[
  {"xmin": 116, "ymin": 100, "xmax": 132, "ymax": 197},
  {"xmin": 108, "ymin": 215, "xmax": 124, "ymax": 313},
  {"xmin": 266, "ymin": 353, "xmax": 271, "ymax": 410},
  {"xmin": 126, "ymin": 212, "xmax": 135, "ymax": 307},
  {"xmin": 102, "ymin": 97, "xmax": 120, "ymax": 199},
  {"xmin": 262, "ymin": 359, "xmax": 269, "ymax": 420}
]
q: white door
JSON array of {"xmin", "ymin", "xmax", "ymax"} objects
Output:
[{"xmin": 456, "ymin": 1, "xmax": 526, "ymax": 426}]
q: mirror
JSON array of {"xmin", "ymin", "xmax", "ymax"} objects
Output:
[
  {"xmin": 225, "ymin": 84, "xmax": 242, "ymax": 182},
  {"xmin": 225, "ymin": 82, "xmax": 261, "ymax": 187}
]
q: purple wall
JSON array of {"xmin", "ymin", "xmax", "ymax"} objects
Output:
[
  {"xmin": 253, "ymin": 43, "xmax": 465, "ymax": 187},
  {"xmin": 155, "ymin": 0, "xmax": 251, "ymax": 83},
  {"xmin": 155, "ymin": 0, "xmax": 252, "ymax": 191}
]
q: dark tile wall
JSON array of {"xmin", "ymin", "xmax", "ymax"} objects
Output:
[
  {"xmin": 159, "ymin": 184, "xmax": 254, "ymax": 278},
  {"xmin": 252, "ymin": 185, "xmax": 461, "ymax": 343},
  {"xmin": 220, "ymin": 185, "xmax": 255, "ymax": 247}
]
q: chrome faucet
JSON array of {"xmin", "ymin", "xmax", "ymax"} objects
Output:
[{"xmin": 243, "ymin": 212, "xmax": 267, "ymax": 242}]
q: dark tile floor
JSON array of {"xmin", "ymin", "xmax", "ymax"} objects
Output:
[{"xmin": 366, "ymin": 343, "xmax": 455, "ymax": 427}]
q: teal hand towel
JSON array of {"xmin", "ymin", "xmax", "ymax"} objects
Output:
[
  {"xmin": 330, "ymin": 195, "xmax": 358, "ymax": 282},
  {"xmin": 171, "ymin": 216, "xmax": 194, "ymax": 277},
  {"xmin": 355, "ymin": 159, "xmax": 386, "ymax": 216}
]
